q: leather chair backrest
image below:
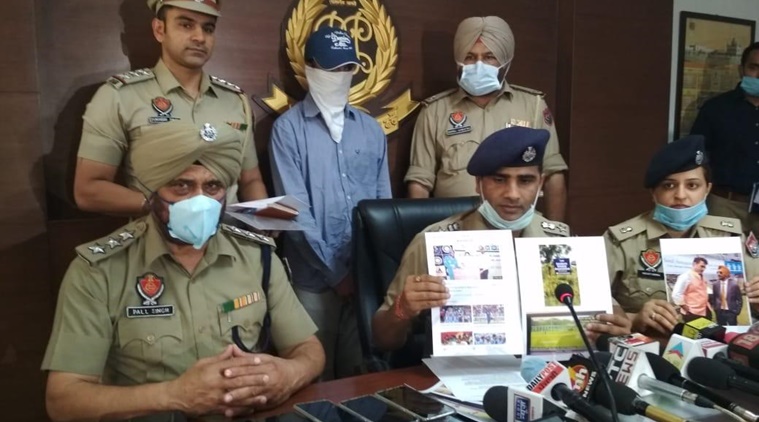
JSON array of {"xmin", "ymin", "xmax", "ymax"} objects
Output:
[{"xmin": 352, "ymin": 196, "xmax": 479, "ymax": 369}]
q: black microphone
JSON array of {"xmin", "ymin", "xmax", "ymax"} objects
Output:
[
  {"xmin": 592, "ymin": 381, "xmax": 687, "ymax": 422},
  {"xmin": 553, "ymin": 283, "xmax": 620, "ymax": 422},
  {"xmin": 483, "ymin": 385, "xmax": 566, "ymax": 422},
  {"xmin": 715, "ymin": 355, "xmax": 759, "ymax": 383},
  {"xmin": 687, "ymin": 357, "xmax": 759, "ymax": 395},
  {"xmin": 646, "ymin": 352, "xmax": 759, "ymax": 422}
]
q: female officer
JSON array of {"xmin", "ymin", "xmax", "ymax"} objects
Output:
[{"xmin": 604, "ymin": 135, "xmax": 759, "ymax": 335}]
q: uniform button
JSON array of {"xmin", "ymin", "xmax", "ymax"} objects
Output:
[{"xmin": 146, "ymin": 334, "xmax": 156, "ymax": 344}]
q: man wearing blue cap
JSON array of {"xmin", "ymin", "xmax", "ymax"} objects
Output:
[
  {"xmin": 372, "ymin": 126, "xmax": 630, "ymax": 352},
  {"xmin": 270, "ymin": 26, "xmax": 392, "ymax": 380}
]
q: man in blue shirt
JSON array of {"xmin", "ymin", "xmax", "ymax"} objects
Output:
[
  {"xmin": 691, "ymin": 42, "xmax": 759, "ymax": 236},
  {"xmin": 269, "ymin": 26, "xmax": 392, "ymax": 380}
]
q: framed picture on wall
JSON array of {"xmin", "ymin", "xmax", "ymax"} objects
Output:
[{"xmin": 674, "ymin": 12, "xmax": 755, "ymax": 138}]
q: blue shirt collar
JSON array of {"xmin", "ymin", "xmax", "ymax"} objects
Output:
[{"xmin": 303, "ymin": 93, "xmax": 356, "ymax": 120}]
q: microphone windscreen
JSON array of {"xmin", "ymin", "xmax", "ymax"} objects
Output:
[
  {"xmin": 686, "ymin": 357, "xmax": 733, "ymax": 389},
  {"xmin": 596, "ymin": 334, "xmax": 611, "ymax": 352},
  {"xmin": 483, "ymin": 386, "xmax": 509, "ymax": 422},
  {"xmin": 520, "ymin": 356, "xmax": 549, "ymax": 383},
  {"xmin": 595, "ymin": 351, "xmax": 612, "ymax": 367},
  {"xmin": 592, "ymin": 381, "xmax": 637, "ymax": 415},
  {"xmin": 645, "ymin": 352, "xmax": 681, "ymax": 382},
  {"xmin": 554, "ymin": 283, "xmax": 573, "ymax": 303},
  {"xmin": 673, "ymin": 322, "xmax": 684, "ymax": 335}
]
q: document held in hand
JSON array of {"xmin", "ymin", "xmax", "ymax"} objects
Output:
[{"xmin": 225, "ymin": 195, "xmax": 312, "ymax": 231}]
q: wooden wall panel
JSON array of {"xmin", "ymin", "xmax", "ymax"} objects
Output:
[{"xmin": 561, "ymin": 0, "xmax": 673, "ymax": 235}]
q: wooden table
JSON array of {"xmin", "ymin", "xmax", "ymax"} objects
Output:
[{"xmin": 255, "ymin": 366, "xmax": 439, "ymax": 419}]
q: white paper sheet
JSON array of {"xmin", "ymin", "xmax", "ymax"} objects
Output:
[
  {"xmin": 423, "ymin": 356, "xmax": 525, "ymax": 403},
  {"xmin": 514, "ymin": 236, "xmax": 613, "ymax": 360},
  {"xmin": 424, "ymin": 230, "xmax": 525, "ymax": 357}
]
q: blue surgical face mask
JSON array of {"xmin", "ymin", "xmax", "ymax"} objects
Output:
[
  {"xmin": 740, "ymin": 76, "xmax": 759, "ymax": 97},
  {"xmin": 164, "ymin": 194, "xmax": 223, "ymax": 249},
  {"xmin": 458, "ymin": 61, "xmax": 504, "ymax": 97},
  {"xmin": 477, "ymin": 183, "xmax": 540, "ymax": 231},
  {"xmin": 652, "ymin": 197, "xmax": 708, "ymax": 232}
]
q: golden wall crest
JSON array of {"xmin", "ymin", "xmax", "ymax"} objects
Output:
[{"xmin": 257, "ymin": 0, "xmax": 418, "ymax": 135}]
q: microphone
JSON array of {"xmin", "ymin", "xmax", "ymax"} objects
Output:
[
  {"xmin": 646, "ymin": 352, "xmax": 759, "ymax": 422},
  {"xmin": 675, "ymin": 317, "xmax": 726, "ymax": 342},
  {"xmin": 592, "ymin": 381, "xmax": 688, "ymax": 422},
  {"xmin": 728, "ymin": 332, "xmax": 759, "ymax": 370},
  {"xmin": 686, "ymin": 357, "xmax": 759, "ymax": 396},
  {"xmin": 600, "ymin": 343, "xmax": 656, "ymax": 396},
  {"xmin": 521, "ymin": 357, "xmax": 612, "ymax": 422},
  {"xmin": 661, "ymin": 334, "xmax": 727, "ymax": 374},
  {"xmin": 553, "ymin": 283, "xmax": 620, "ymax": 422},
  {"xmin": 566, "ymin": 354, "xmax": 601, "ymax": 400},
  {"xmin": 483, "ymin": 385, "xmax": 566, "ymax": 422},
  {"xmin": 595, "ymin": 332, "xmax": 659, "ymax": 355},
  {"xmin": 594, "ymin": 351, "xmax": 714, "ymax": 409}
]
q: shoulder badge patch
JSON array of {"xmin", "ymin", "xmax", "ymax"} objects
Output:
[
  {"xmin": 76, "ymin": 222, "xmax": 146, "ymax": 265},
  {"xmin": 422, "ymin": 88, "xmax": 457, "ymax": 106},
  {"xmin": 210, "ymin": 75, "xmax": 243, "ymax": 93},
  {"xmin": 221, "ymin": 224, "xmax": 276, "ymax": 247},
  {"xmin": 510, "ymin": 84, "xmax": 545, "ymax": 97},
  {"xmin": 107, "ymin": 68, "xmax": 155, "ymax": 89}
]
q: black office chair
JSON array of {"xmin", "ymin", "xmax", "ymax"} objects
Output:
[{"xmin": 352, "ymin": 196, "xmax": 480, "ymax": 371}]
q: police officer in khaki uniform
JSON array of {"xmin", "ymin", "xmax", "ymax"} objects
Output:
[
  {"xmin": 374, "ymin": 126, "xmax": 627, "ymax": 352},
  {"xmin": 74, "ymin": 0, "xmax": 267, "ymax": 217},
  {"xmin": 605, "ymin": 135, "xmax": 759, "ymax": 336},
  {"xmin": 43, "ymin": 122, "xmax": 323, "ymax": 422},
  {"xmin": 405, "ymin": 16, "xmax": 568, "ymax": 222}
]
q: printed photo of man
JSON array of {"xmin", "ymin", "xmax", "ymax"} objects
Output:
[
  {"xmin": 712, "ymin": 265, "xmax": 743, "ymax": 325},
  {"xmin": 671, "ymin": 257, "xmax": 711, "ymax": 321}
]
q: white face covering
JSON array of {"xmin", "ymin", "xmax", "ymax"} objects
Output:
[{"xmin": 305, "ymin": 65, "xmax": 353, "ymax": 143}]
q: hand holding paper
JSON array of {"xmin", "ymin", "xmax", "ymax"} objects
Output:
[{"xmin": 398, "ymin": 275, "xmax": 449, "ymax": 318}]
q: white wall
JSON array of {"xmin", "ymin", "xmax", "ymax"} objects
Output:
[{"xmin": 668, "ymin": 0, "xmax": 759, "ymax": 140}]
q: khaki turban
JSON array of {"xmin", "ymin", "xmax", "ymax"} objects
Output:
[
  {"xmin": 453, "ymin": 16, "xmax": 515, "ymax": 65},
  {"xmin": 130, "ymin": 121, "xmax": 243, "ymax": 195}
]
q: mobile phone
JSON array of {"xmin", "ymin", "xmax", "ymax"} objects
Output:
[
  {"xmin": 293, "ymin": 399, "xmax": 368, "ymax": 422},
  {"xmin": 374, "ymin": 385, "xmax": 456, "ymax": 421},
  {"xmin": 341, "ymin": 394, "xmax": 417, "ymax": 422}
]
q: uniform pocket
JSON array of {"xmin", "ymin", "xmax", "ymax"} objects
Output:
[
  {"xmin": 442, "ymin": 139, "xmax": 480, "ymax": 172},
  {"xmin": 117, "ymin": 317, "xmax": 183, "ymax": 383},
  {"xmin": 617, "ymin": 272, "xmax": 667, "ymax": 313},
  {"xmin": 218, "ymin": 302, "xmax": 266, "ymax": 350}
]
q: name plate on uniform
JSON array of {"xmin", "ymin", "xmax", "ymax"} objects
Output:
[
  {"xmin": 637, "ymin": 270, "xmax": 664, "ymax": 280},
  {"xmin": 126, "ymin": 305, "xmax": 175, "ymax": 318}
]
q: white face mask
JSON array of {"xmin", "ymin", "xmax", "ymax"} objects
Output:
[{"xmin": 305, "ymin": 66, "xmax": 353, "ymax": 143}]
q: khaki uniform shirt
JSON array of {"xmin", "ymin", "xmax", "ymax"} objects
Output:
[
  {"xmin": 604, "ymin": 212, "xmax": 759, "ymax": 314},
  {"xmin": 379, "ymin": 209, "xmax": 569, "ymax": 311},
  {"xmin": 404, "ymin": 84, "xmax": 568, "ymax": 198},
  {"xmin": 77, "ymin": 60, "xmax": 257, "ymax": 202},
  {"xmin": 42, "ymin": 216, "xmax": 316, "ymax": 422}
]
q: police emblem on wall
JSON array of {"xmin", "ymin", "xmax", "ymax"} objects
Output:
[{"xmin": 256, "ymin": 0, "xmax": 418, "ymax": 135}]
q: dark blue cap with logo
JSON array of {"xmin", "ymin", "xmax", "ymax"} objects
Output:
[
  {"xmin": 644, "ymin": 135, "xmax": 707, "ymax": 188},
  {"xmin": 466, "ymin": 126, "xmax": 549, "ymax": 176},
  {"xmin": 305, "ymin": 26, "xmax": 360, "ymax": 70}
]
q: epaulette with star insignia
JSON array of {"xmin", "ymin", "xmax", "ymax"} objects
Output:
[
  {"xmin": 421, "ymin": 88, "xmax": 457, "ymax": 106},
  {"xmin": 107, "ymin": 68, "xmax": 155, "ymax": 89},
  {"xmin": 210, "ymin": 75, "xmax": 243, "ymax": 93},
  {"xmin": 608, "ymin": 216, "xmax": 647, "ymax": 243},
  {"xmin": 221, "ymin": 224, "xmax": 276, "ymax": 247},
  {"xmin": 511, "ymin": 84, "xmax": 545, "ymax": 97},
  {"xmin": 540, "ymin": 219, "xmax": 569, "ymax": 236},
  {"xmin": 698, "ymin": 215, "xmax": 742, "ymax": 235},
  {"xmin": 75, "ymin": 222, "xmax": 147, "ymax": 265}
]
